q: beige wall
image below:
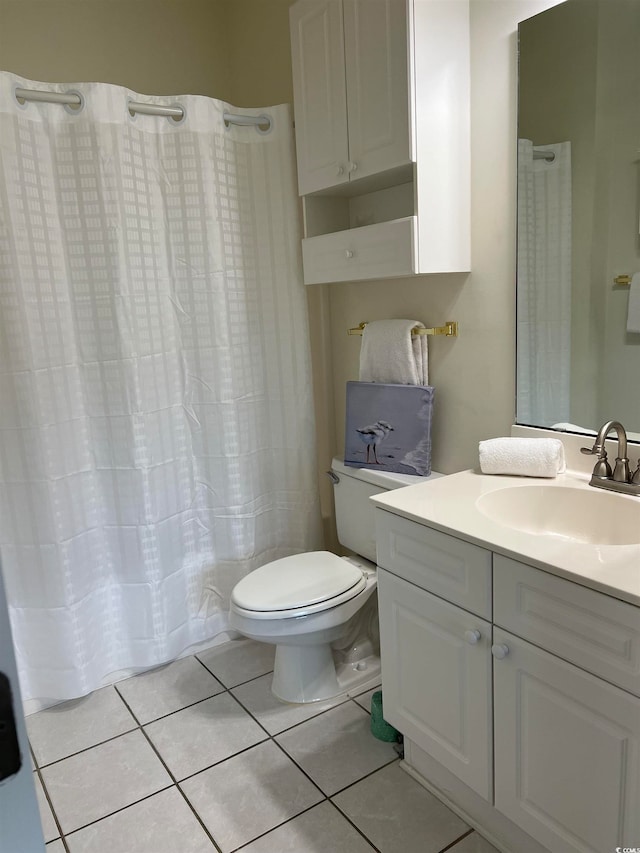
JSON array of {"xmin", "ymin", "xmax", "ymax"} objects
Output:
[
  {"xmin": 225, "ymin": 0, "xmax": 295, "ymax": 108},
  {"xmin": 0, "ymin": 0, "xmax": 232, "ymax": 99}
]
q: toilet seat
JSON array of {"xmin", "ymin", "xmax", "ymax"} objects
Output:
[{"xmin": 230, "ymin": 551, "xmax": 367, "ymax": 620}]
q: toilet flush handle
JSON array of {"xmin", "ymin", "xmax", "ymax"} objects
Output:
[{"xmin": 326, "ymin": 470, "xmax": 340, "ymax": 485}]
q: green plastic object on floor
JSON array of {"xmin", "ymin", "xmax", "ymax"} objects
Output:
[{"xmin": 370, "ymin": 690, "xmax": 399, "ymax": 742}]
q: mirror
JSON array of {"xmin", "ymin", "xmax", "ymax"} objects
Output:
[{"xmin": 516, "ymin": 0, "xmax": 640, "ymax": 439}]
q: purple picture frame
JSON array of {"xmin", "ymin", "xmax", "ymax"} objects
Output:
[{"xmin": 344, "ymin": 381, "xmax": 434, "ymax": 476}]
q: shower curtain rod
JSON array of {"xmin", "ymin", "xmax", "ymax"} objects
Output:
[
  {"xmin": 13, "ymin": 87, "xmax": 272, "ymax": 130},
  {"xmin": 533, "ymin": 149, "xmax": 555, "ymax": 162}
]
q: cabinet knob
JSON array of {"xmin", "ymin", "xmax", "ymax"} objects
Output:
[
  {"xmin": 345, "ymin": 249, "xmax": 354, "ymax": 259},
  {"xmin": 337, "ymin": 165, "xmax": 345, "ymax": 176},
  {"xmin": 348, "ymin": 161, "xmax": 358, "ymax": 172},
  {"xmin": 491, "ymin": 643, "xmax": 510, "ymax": 660},
  {"xmin": 464, "ymin": 629, "xmax": 481, "ymax": 645}
]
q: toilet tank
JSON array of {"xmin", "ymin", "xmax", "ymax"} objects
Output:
[{"xmin": 331, "ymin": 458, "xmax": 443, "ymax": 563}]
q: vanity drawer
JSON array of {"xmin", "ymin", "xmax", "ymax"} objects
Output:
[
  {"xmin": 494, "ymin": 555, "xmax": 640, "ymax": 697},
  {"xmin": 301, "ymin": 216, "xmax": 416, "ymax": 284},
  {"xmin": 375, "ymin": 509, "xmax": 492, "ymax": 619}
]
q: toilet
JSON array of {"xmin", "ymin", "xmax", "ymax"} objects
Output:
[{"xmin": 229, "ymin": 458, "xmax": 442, "ymax": 703}]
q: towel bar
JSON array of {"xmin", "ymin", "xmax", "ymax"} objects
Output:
[{"xmin": 347, "ymin": 321, "xmax": 458, "ymax": 337}]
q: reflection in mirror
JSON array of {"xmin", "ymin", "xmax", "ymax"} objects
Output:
[{"xmin": 516, "ymin": 0, "xmax": 640, "ymax": 439}]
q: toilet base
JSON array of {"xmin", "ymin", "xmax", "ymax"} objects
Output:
[{"xmin": 271, "ymin": 642, "xmax": 381, "ymax": 704}]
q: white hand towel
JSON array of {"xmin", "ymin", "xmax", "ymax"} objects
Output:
[
  {"xmin": 359, "ymin": 319, "xmax": 428, "ymax": 385},
  {"xmin": 626, "ymin": 272, "xmax": 640, "ymax": 333},
  {"xmin": 479, "ymin": 437, "xmax": 566, "ymax": 478}
]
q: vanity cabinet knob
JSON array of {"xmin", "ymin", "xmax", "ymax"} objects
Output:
[
  {"xmin": 337, "ymin": 165, "xmax": 345, "ymax": 176},
  {"xmin": 491, "ymin": 643, "xmax": 510, "ymax": 660},
  {"xmin": 345, "ymin": 249, "xmax": 354, "ymax": 259},
  {"xmin": 348, "ymin": 161, "xmax": 358, "ymax": 173},
  {"xmin": 464, "ymin": 630, "xmax": 481, "ymax": 645}
]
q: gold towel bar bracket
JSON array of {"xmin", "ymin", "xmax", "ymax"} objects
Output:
[
  {"xmin": 614, "ymin": 275, "xmax": 632, "ymax": 286},
  {"xmin": 348, "ymin": 321, "xmax": 458, "ymax": 338}
]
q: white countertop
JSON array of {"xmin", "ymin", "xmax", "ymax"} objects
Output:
[{"xmin": 371, "ymin": 468, "xmax": 640, "ymax": 607}]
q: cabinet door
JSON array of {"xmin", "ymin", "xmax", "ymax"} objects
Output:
[
  {"xmin": 290, "ymin": 0, "xmax": 350, "ymax": 195},
  {"xmin": 493, "ymin": 628, "xmax": 640, "ymax": 853},
  {"xmin": 343, "ymin": 0, "xmax": 412, "ymax": 180},
  {"xmin": 378, "ymin": 568, "xmax": 492, "ymax": 800}
]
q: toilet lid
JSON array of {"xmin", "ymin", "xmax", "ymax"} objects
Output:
[{"xmin": 231, "ymin": 551, "xmax": 365, "ymax": 612}]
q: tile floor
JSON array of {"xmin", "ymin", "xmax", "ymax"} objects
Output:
[{"xmin": 29, "ymin": 639, "xmax": 500, "ymax": 853}]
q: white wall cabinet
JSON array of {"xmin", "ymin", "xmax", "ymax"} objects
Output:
[
  {"xmin": 289, "ymin": 0, "xmax": 470, "ymax": 283},
  {"xmin": 376, "ymin": 509, "xmax": 640, "ymax": 853}
]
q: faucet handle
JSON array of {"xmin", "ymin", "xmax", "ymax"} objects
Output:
[
  {"xmin": 613, "ymin": 457, "xmax": 631, "ymax": 483},
  {"xmin": 592, "ymin": 457, "xmax": 613, "ymax": 478},
  {"xmin": 580, "ymin": 443, "xmax": 599, "ymax": 455},
  {"xmin": 580, "ymin": 444, "xmax": 612, "ymax": 478},
  {"xmin": 632, "ymin": 461, "xmax": 640, "ymax": 485}
]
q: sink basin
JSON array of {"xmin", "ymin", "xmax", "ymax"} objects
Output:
[{"xmin": 476, "ymin": 485, "xmax": 640, "ymax": 546}]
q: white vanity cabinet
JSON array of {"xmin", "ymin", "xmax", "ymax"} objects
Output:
[
  {"xmin": 289, "ymin": 0, "xmax": 470, "ymax": 283},
  {"xmin": 375, "ymin": 508, "xmax": 640, "ymax": 853}
]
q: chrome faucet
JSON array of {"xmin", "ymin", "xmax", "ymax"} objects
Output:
[{"xmin": 581, "ymin": 420, "xmax": 640, "ymax": 496}]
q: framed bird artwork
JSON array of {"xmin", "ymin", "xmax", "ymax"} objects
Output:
[{"xmin": 344, "ymin": 381, "xmax": 435, "ymax": 476}]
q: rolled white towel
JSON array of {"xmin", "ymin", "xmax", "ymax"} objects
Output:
[{"xmin": 478, "ymin": 437, "xmax": 566, "ymax": 478}]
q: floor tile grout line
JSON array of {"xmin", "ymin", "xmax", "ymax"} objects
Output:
[
  {"xmin": 327, "ymin": 754, "xmax": 400, "ymax": 799},
  {"xmin": 325, "ymin": 799, "xmax": 382, "ymax": 853},
  {"xmin": 229, "ymin": 685, "xmax": 354, "ymax": 738},
  {"xmin": 34, "ymin": 764, "xmax": 68, "ymax": 850},
  {"xmin": 222, "ymin": 689, "xmax": 275, "ymax": 740},
  {"xmin": 117, "ymin": 689, "xmax": 225, "ymax": 853},
  {"xmin": 230, "ymin": 799, "xmax": 330, "ymax": 853},
  {"xmin": 227, "ymin": 668, "xmax": 380, "ymax": 737},
  {"xmin": 57, "ymin": 784, "xmax": 175, "ymax": 840},
  {"xmin": 193, "ymin": 652, "xmax": 276, "ymax": 692},
  {"xmin": 269, "ymin": 736, "xmax": 331, "ymax": 799},
  {"xmin": 35, "ymin": 656, "xmax": 393, "ymax": 852},
  {"xmin": 232, "ymin": 687, "xmax": 400, "ymax": 805},
  {"xmin": 34, "ymin": 680, "xmax": 242, "ymax": 773},
  {"xmin": 173, "ymin": 783, "xmax": 225, "ymax": 853},
  {"xmin": 114, "ymin": 680, "xmax": 228, "ymax": 727},
  {"xmin": 438, "ymin": 827, "xmax": 476, "ymax": 852},
  {"xmin": 30, "ymin": 655, "xmax": 477, "ymax": 853},
  {"xmin": 33, "ymin": 725, "xmax": 141, "ymax": 772},
  {"xmin": 117, "ymin": 691, "xmax": 181, "ymax": 787},
  {"xmin": 175, "ymin": 736, "xmax": 272, "ymax": 785},
  {"xmin": 34, "ymin": 681, "xmax": 350, "ymax": 778}
]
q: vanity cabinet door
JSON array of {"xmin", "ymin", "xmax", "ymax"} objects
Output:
[
  {"xmin": 378, "ymin": 568, "xmax": 492, "ymax": 800},
  {"xmin": 493, "ymin": 628, "xmax": 640, "ymax": 853}
]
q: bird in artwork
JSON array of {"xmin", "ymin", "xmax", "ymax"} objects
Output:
[{"xmin": 356, "ymin": 420, "xmax": 394, "ymax": 464}]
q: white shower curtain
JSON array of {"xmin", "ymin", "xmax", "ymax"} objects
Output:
[
  {"xmin": 516, "ymin": 139, "xmax": 572, "ymax": 427},
  {"xmin": 0, "ymin": 73, "xmax": 322, "ymax": 705}
]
